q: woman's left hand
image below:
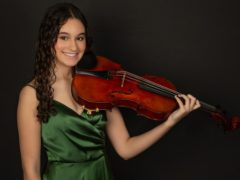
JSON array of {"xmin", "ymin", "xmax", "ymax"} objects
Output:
[{"xmin": 165, "ymin": 94, "xmax": 201, "ymax": 126}]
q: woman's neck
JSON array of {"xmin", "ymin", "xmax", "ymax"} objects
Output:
[{"xmin": 54, "ymin": 65, "xmax": 73, "ymax": 81}]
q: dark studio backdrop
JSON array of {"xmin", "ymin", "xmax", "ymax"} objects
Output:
[{"xmin": 1, "ymin": 0, "xmax": 240, "ymax": 179}]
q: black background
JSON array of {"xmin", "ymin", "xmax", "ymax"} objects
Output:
[{"xmin": 1, "ymin": 0, "xmax": 240, "ymax": 179}]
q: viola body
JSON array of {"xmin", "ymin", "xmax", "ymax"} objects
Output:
[
  {"xmin": 72, "ymin": 56, "xmax": 177, "ymax": 120},
  {"xmin": 72, "ymin": 55, "xmax": 240, "ymax": 130}
]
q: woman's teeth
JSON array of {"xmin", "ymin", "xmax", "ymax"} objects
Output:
[{"xmin": 63, "ymin": 52, "xmax": 78, "ymax": 57}]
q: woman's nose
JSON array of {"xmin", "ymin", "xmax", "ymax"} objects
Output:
[{"xmin": 69, "ymin": 40, "xmax": 78, "ymax": 51}]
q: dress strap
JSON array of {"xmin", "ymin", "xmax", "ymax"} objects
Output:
[{"xmin": 25, "ymin": 83, "xmax": 36, "ymax": 89}]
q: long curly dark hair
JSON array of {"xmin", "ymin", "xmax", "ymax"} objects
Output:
[{"xmin": 34, "ymin": 3, "xmax": 89, "ymax": 122}]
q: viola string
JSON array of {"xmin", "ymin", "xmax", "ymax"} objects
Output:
[
  {"xmin": 110, "ymin": 71, "xmax": 179, "ymax": 97},
  {"xmin": 115, "ymin": 71, "xmax": 175, "ymax": 91},
  {"xmin": 126, "ymin": 71, "xmax": 178, "ymax": 95},
  {"xmin": 113, "ymin": 71, "xmax": 178, "ymax": 97}
]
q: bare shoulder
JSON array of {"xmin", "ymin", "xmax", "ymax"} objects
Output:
[
  {"xmin": 18, "ymin": 82, "xmax": 38, "ymax": 119},
  {"xmin": 19, "ymin": 84, "xmax": 37, "ymax": 103}
]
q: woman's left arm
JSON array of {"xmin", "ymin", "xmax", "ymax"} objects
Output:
[{"xmin": 106, "ymin": 94, "xmax": 200, "ymax": 160}]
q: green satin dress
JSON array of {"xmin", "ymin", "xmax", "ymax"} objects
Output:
[{"xmin": 41, "ymin": 100, "xmax": 114, "ymax": 180}]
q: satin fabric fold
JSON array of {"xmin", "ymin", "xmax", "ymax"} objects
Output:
[{"xmin": 41, "ymin": 100, "xmax": 114, "ymax": 180}]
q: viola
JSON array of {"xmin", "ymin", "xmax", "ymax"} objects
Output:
[{"xmin": 72, "ymin": 56, "xmax": 240, "ymax": 131}]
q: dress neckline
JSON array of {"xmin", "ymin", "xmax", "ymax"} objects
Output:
[{"xmin": 52, "ymin": 99, "xmax": 85, "ymax": 117}]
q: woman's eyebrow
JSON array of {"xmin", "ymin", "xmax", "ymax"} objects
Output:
[{"xmin": 58, "ymin": 32, "xmax": 86, "ymax": 36}]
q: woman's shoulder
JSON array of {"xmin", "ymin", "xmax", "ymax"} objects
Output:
[
  {"xmin": 18, "ymin": 80, "xmax": 37, "ymax": 104},
  {"xmin": 24, "ymin": 79, "xmax": 36, "ymax": 89}
]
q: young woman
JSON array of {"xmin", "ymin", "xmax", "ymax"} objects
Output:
[{"xmin": 17, "ymin": 3, "xmax": 200, "ymax": 180}]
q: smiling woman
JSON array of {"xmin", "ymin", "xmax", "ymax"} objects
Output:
[
  {"xmin": 17, "ymin": 2, "xmax": 201, "ymax": 180},
  {"xmin": 54, "ymin": 18, "xmax": 86, "ymax": 67}
]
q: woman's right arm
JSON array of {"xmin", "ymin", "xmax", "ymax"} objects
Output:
[{"xmin": 17, "ymin": 86, "xmax": 41, "ymax": 180}]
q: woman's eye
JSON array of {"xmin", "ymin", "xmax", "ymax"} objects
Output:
[
  {"xmin": 59, "ymin": 36, "xmax": 68, "ymax": 40},
  {"xmin": 77, "ymin": 36, "xmax": 85, "ymax": 41}
]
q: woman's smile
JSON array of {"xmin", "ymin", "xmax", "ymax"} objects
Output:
[{"xmin": 62, "ymin": 51, "xmax": 79, "ymax": 58}]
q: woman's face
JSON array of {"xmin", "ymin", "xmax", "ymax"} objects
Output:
[{"xmin": 54, "ymin": 18, "xmax": 86, "ymax": 68}]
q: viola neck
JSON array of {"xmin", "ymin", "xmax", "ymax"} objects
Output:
[{"xmin": 139, "ymin": 80, "xmax": 221, "ymax": 114}]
